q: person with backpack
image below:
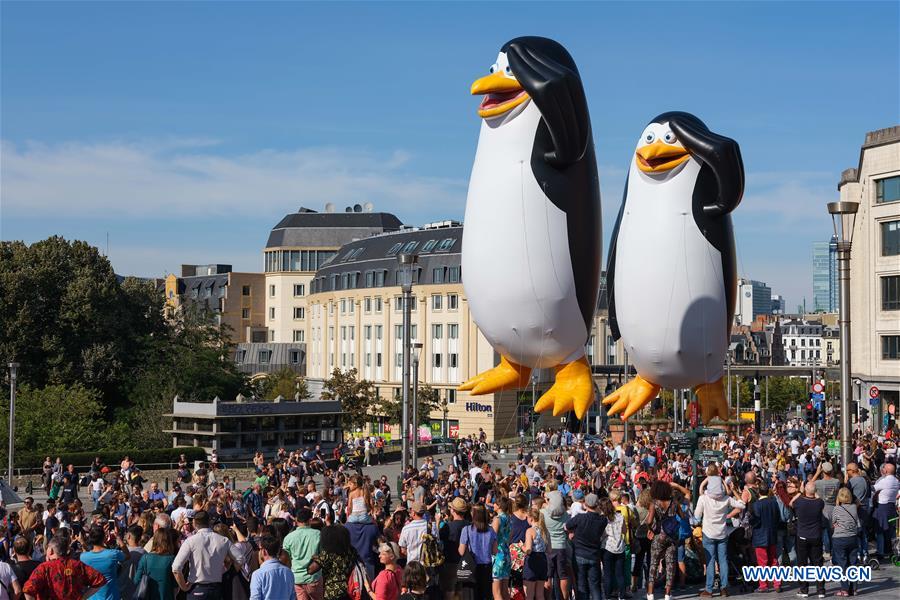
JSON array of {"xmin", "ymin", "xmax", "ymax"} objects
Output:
[
  {"xmin": 694, "ymin": 477, "xmax": 746, "ymax": 598},
  {"xmin": 600, "ymin": 496, "xmax": 627, "ymax": 600},
  {"xmin": 644, "ymin": 481, "xmax": 682, "ymax": 600},
  {"xmin": 439, "ymin": 498, "xmax": 470, "ymax": 600}
]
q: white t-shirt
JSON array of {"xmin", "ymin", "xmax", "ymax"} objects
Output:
[
  {"xmin": 0, "ymin": 561, "xmax": 17, "ymax": 600},
  {"xmin": 790, "ymin": 439, "xmax": 800, "ymax": 455},
  {"xmin": 91, "ymin": 479, "xmax": 104, "ymax": 493}
]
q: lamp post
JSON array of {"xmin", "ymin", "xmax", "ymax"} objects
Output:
[
  {"xmin": 531, "ymin": 372, "xmax": 538, "ymax": 442},
  {"xmin": 828, "ymin": 200, "xmax": 859, "ymax": 468},
  {"xmin": 7, "ymin": 362, "xmax": 19, "ymax": 485},
  {"xmin": 411, "ymin": 342, "xmax": 423, "ymax": 468},
  {"xmin": 397, "ymin": 253, "xmax": 417, "ymax": 475}
]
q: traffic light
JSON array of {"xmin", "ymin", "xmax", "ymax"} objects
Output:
[
  {"xmin": 860, "ymin": 407, "xmax": 869, "ymax": 423},
  {"xmin": 805, "ymin": 402, "xmax": 814, "ymax": 423}
]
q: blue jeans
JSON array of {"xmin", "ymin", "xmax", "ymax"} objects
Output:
[
  {"xmin": 776, "ymin": 528, "xmax": 796, "ymax": 565},
  {"xmin": 601, "ymin": 551, "xmax": 626, "ymax": 600},
  {"xmin": 831, "ymin": 536, "xmax": 857, "ymax": 593},
  {"xmin": 574, "ymin": 555, "xmax": 602, "ymax": 600},
  {"xmin": 702, "ymin": 534, "xmax": 729, "ymax": 593}
]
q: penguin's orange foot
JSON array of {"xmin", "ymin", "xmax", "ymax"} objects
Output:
[
  {"xmin": 602, "ymin": 375, "xmax": 660, "ymax": 420},
  {"xmin": 695, "ymin": 377, "xmax": 729, "ymax": 423},
  {"xmin": 458, "ymin": 356, "xmax": 531, "ymax": 395},
  {"xmin": 534, "ymin": 357, "xmax": 594, "ymax": 418}
]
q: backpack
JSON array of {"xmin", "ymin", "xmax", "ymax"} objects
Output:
[
  {"xmin": 419, "ymin": 530, "xmax": 444, "ymax": 568},
  {"xmin": 347, "ymin": 559, "xmax": 368, "ymax": 600}
]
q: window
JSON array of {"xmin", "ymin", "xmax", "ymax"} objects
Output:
[
  {"xmin": 449, "ymin": 323, "xmax": 459, "ymax": 339},
  {"xmin": 269, "ymin": 284, "xmax": 276, "ymax": 297},
  {"xmin": 447, "ymin": 294, "xmax": 459, "ymax": 310},
  {"xmin": 375, "ymin": 325, "xmax": 383, "ymax": 340},
  {"xmin": 395, "ymin": 297, "xmax": 404, "ymax": 312},
  {"xmin": 449, "ymin": 353, "xmax": 458, "ymax": 368},
  {"xmin": 375, "ymin": 297, "xmax": 383, "ymax": 313},
  {"xmin": 374, "ymin": 270, "xmax": 386, "ymax": 287},
  {"xmin": 235, "ymin": 349, "xmax": 246, "ymax": 363},
  {"xmin": 329, "ymin": 327, "xmax": 334, "ymax": 341},
  {"xmin": 364, "ymin": 297, "xmax": 372, "ymax": 313},
  {"xmin": 365, "ymin": 271, "xmax": 374, "ymax": 288},
  {"xmin": 293, "ymin": 307, "xmax": 305, "ymax": 319},
  {"xmin": 883, "ymin": 220, "xmax": 900, "ymax": 256},
  {"xmin": 269, "ymin": 307, "xmax": 275, "ymax": 320},
  {"xmin": 883, "ymin": 276, "xmax": 900, "ymax": 310},
  {"xmin": 395, "ymin": 325, "xmax": 403, "ymax": 339},
  {"xmin": 387, "ymin": 243, "xmax": 402, "ymax": 256},
  {"xmin": 241, "ymin": 308, "xmax": 250, "ymax": 319},
  {"xmin": 447, "ymin": 389, "xmax": 457, "ymax": 404},
  {"xmin": 433, "ymin": 268, "xmax": 445, "ymax": 284},
  {"xmin": 289, "ymin": 349, "xmax": 302, "ymax": 364},
  {"xmin": 348, "ymin": 300, "xmax": 355, "ymax": 314},
  {"xmin": 876, "ymin": 176, "xmax": 900, "ymax": 204},
  {"xmin": 258, "ymin": 350, "xmax": 272, "ymax": 364},
  {"xmin": 432, "ymin": 324, "xmax": 443, "ymax": 339},
  {"xmin": 340, "ymin": 299, "xmax": 346, "ymax": 314},
  {"xmin": 448, "ymin": 266, "xmax": 461, "ymax": 283},
  {"xmin": 376, "ymin": 352, "xmax": 382, "ymax": 367},
  {"xmin": 401, "ymin": 241, "xmax": 419, "ymax": 253},
  {"xmin": 293, "ymin": 284, "xmax": 305, "ymax": 297},
  {"xmin": 432, "ymin": 294, "xmax": 443, "ymax": 310},
  {"xmin": 436, "ymin": 238, "xmax": 456, "ymax": 252},
  {"xmin": 242, "ymin": 285, "xmax": 251, "ymax": 296},
  {"xmin": 422, "ymin": 239, "xmax": 438, "ymax": 252},
  {"xmin": 433, "ymin": 353, "xmax": 442, "ymax": 368},
  {"xmin": 883, "ymin": 336, "xmax": 900, "ymax": 360},
  {"xmin": 293, "ymin": 330, "xmax": 304, "ymax": 342},
  {"xmin": 365, "ymin": 325, "xmax": 372, "ymax": 340},
  {"xmin": 801, "ymin": 339, "xmax": 805, "ymax": 347},
  {"xmin": 800, "ymin": 350, "xmax": 805, "ymax": 360}
]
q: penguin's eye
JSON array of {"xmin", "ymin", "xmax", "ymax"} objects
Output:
[
  {"xmin": 489, "ymin": 64, "xmax": 498, "ymax": 74},
  {"xmin": 663, "ymin": 131, "xmax": 677, "ymax": 144},
  {"xmin": 504, "ymin": 65, "xmax": 512, "ymax": 75},
  {"xmin": 644, "ymin": 132, "xmax": 656, "ymax": 144}
]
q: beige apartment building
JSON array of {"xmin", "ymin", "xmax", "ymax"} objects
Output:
[
  {"xmin": 841, "ymin": 125, "xmax": 900, "ymax": 431},
  {"xmin": 263, "ymin": 205, "xmax": 402, "ymax": 344},
  {"xmin": 164, "ymin": 264, "xmax": 265, "ymax": 343}
]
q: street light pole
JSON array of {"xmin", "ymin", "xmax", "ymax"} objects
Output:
[
  {"xmin": 7, "ymin": 362, "xmax": 19, "ymax": 485},
  {"xmin": 828, "ymin": 200, "xmax": 858, "ymax": 468},
  {"xmin": 398, "ymin": 253, "xmax": 417, "ymax": 476},
  {"xmin": 531, "ymin": 373, "xmax": 537, "ymax": 443},
  {"xmin": 412, "ymin": 342, "xmax": 422, "ymax": 468}
]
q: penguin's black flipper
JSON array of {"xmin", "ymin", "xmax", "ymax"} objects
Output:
[
  {"xmin": 605, "ymin": 178, "xmax": 628, "ymax": 342},
  {"xmin": 669, "ymin": 117, "xmax": 744, "ymax": 216},
  {"xmin": 505, "ymin": 39, "xmax": 590, "ymax": 167}
]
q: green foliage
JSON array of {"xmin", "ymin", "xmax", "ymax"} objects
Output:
[
  {"xmin": 383, "ymin": 383, "xmax": 441, "ymax": 426},
  {"xmin": 253, "ymin": 368, "xmax": 310, "ymax": 401},
  {"xmin": 320, "ymin": 368, "xmax": 377, "ymax": 432},
  {"xmin": 0, "ymin": 237, "xmax": 251, "ymax": 457},
  {"xmin": 15, "ymin": 447, "xmax": 207, "ymax": 470}
]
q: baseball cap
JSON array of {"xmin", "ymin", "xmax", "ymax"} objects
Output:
[
  {"xmin": 585, "ymin": 493, "xmax": 599, "ymax": 508},
  {"xmin": 573, "ymin": 489, "xmax": 585, "ymax": 500}
]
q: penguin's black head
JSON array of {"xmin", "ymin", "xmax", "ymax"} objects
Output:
[
  {"xmin": 634, "ymin": 111, "xmax": 706, "ymax": 175},
  {"xmin": 470, "ymin": 36, "xmax": 576, "ymax": 121}
]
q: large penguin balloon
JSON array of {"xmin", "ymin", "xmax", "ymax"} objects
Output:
[
  {"xmin": 602, "ymin": 112, "xmax": 744, "ymax": 423},
  {"xmin": 458, "ymin": 37, "xmax": 601, "ymax": 419}
]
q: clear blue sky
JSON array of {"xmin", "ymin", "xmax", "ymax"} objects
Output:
[{"xmin": 2, "ymin": 1, "xmax": 898, "ymax": 310}]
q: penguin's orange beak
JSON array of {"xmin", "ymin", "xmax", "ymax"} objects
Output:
[
  {"xmin": 471, "ymin": 71, "xmax": 529, "ymax": 119},
  {"xmin": 636, "ymin": 141, "xmax": 691, "ymax": 173}
]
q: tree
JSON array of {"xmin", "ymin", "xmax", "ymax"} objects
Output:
[
  {"xmin": 254, "ymin": 368, "xmax": 310, "ymax": 401},
  {"xmin": 382, "ymin": 384, "xmax": 441, "ymax": 426},
  {"xmin": 320, "ymin": 368, "xmax": 378, "ymax": 432},
  {"xmin": 0, "ymin": 384, "xmax": 106, "ymax": 459}
]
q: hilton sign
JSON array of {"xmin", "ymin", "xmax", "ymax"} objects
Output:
[{"xmin": 465, "ymin": 402, "xmax": 492, "ymax": 414}]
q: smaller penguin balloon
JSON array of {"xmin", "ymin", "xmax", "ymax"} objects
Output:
[
  {"xmin": 458, "ymin": 37, "xmax": 602, "ymax": 419},
  {"xmin": 603, "ymin": 112, "xmax": 744, "ymax": 424}
]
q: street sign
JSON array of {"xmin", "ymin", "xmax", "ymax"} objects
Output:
[
  {"xmin": 827, "ymin": 439, "xmax": 839, "ymax": 453},
  {"xmin": 694, "ymin": 449, "xmax": 725, "ymax": 461},
  {"xmin": 812, "ymin": 382, "xmax": 824, "ymax": 394},
  {"xmin": 695, "ymin": 427, "xmax": 724, "ymax": 437},
  {"xmin": 812, "ymin": 393, "xmax": 825, "ymax": 400},
  {"xmin": 690, "ymin": 401, "xmax": 699, "ymax": 428},
  {"xmin": 869, "ymin": 385, "xmax": 880, "ymax": 398}
]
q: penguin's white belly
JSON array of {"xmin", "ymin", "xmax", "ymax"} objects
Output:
[
  {"xmin": 614, "ymin": 160, "xmax": 726, "ymax": 388},
  {"xmin": 462, "ymin": 103, "xmax": 586, "ymax": 368}
]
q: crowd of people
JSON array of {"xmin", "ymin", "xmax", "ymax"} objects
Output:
[{"xmin": 0, "ymin": 419, "xmax": 897, "ymax": 600}]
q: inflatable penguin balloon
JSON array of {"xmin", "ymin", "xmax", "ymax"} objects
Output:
[
  {"xmin": 458, "ymin": 37, "xmax": 602, "ymax": 419},
  {"xmin": 603, "ymin": 112, "xmax": 744, "ymax": 423}
]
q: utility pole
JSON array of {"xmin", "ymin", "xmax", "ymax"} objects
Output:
[{"xmin": 7, "ymin": 362, "xmax": 19, "ymax": 486}]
